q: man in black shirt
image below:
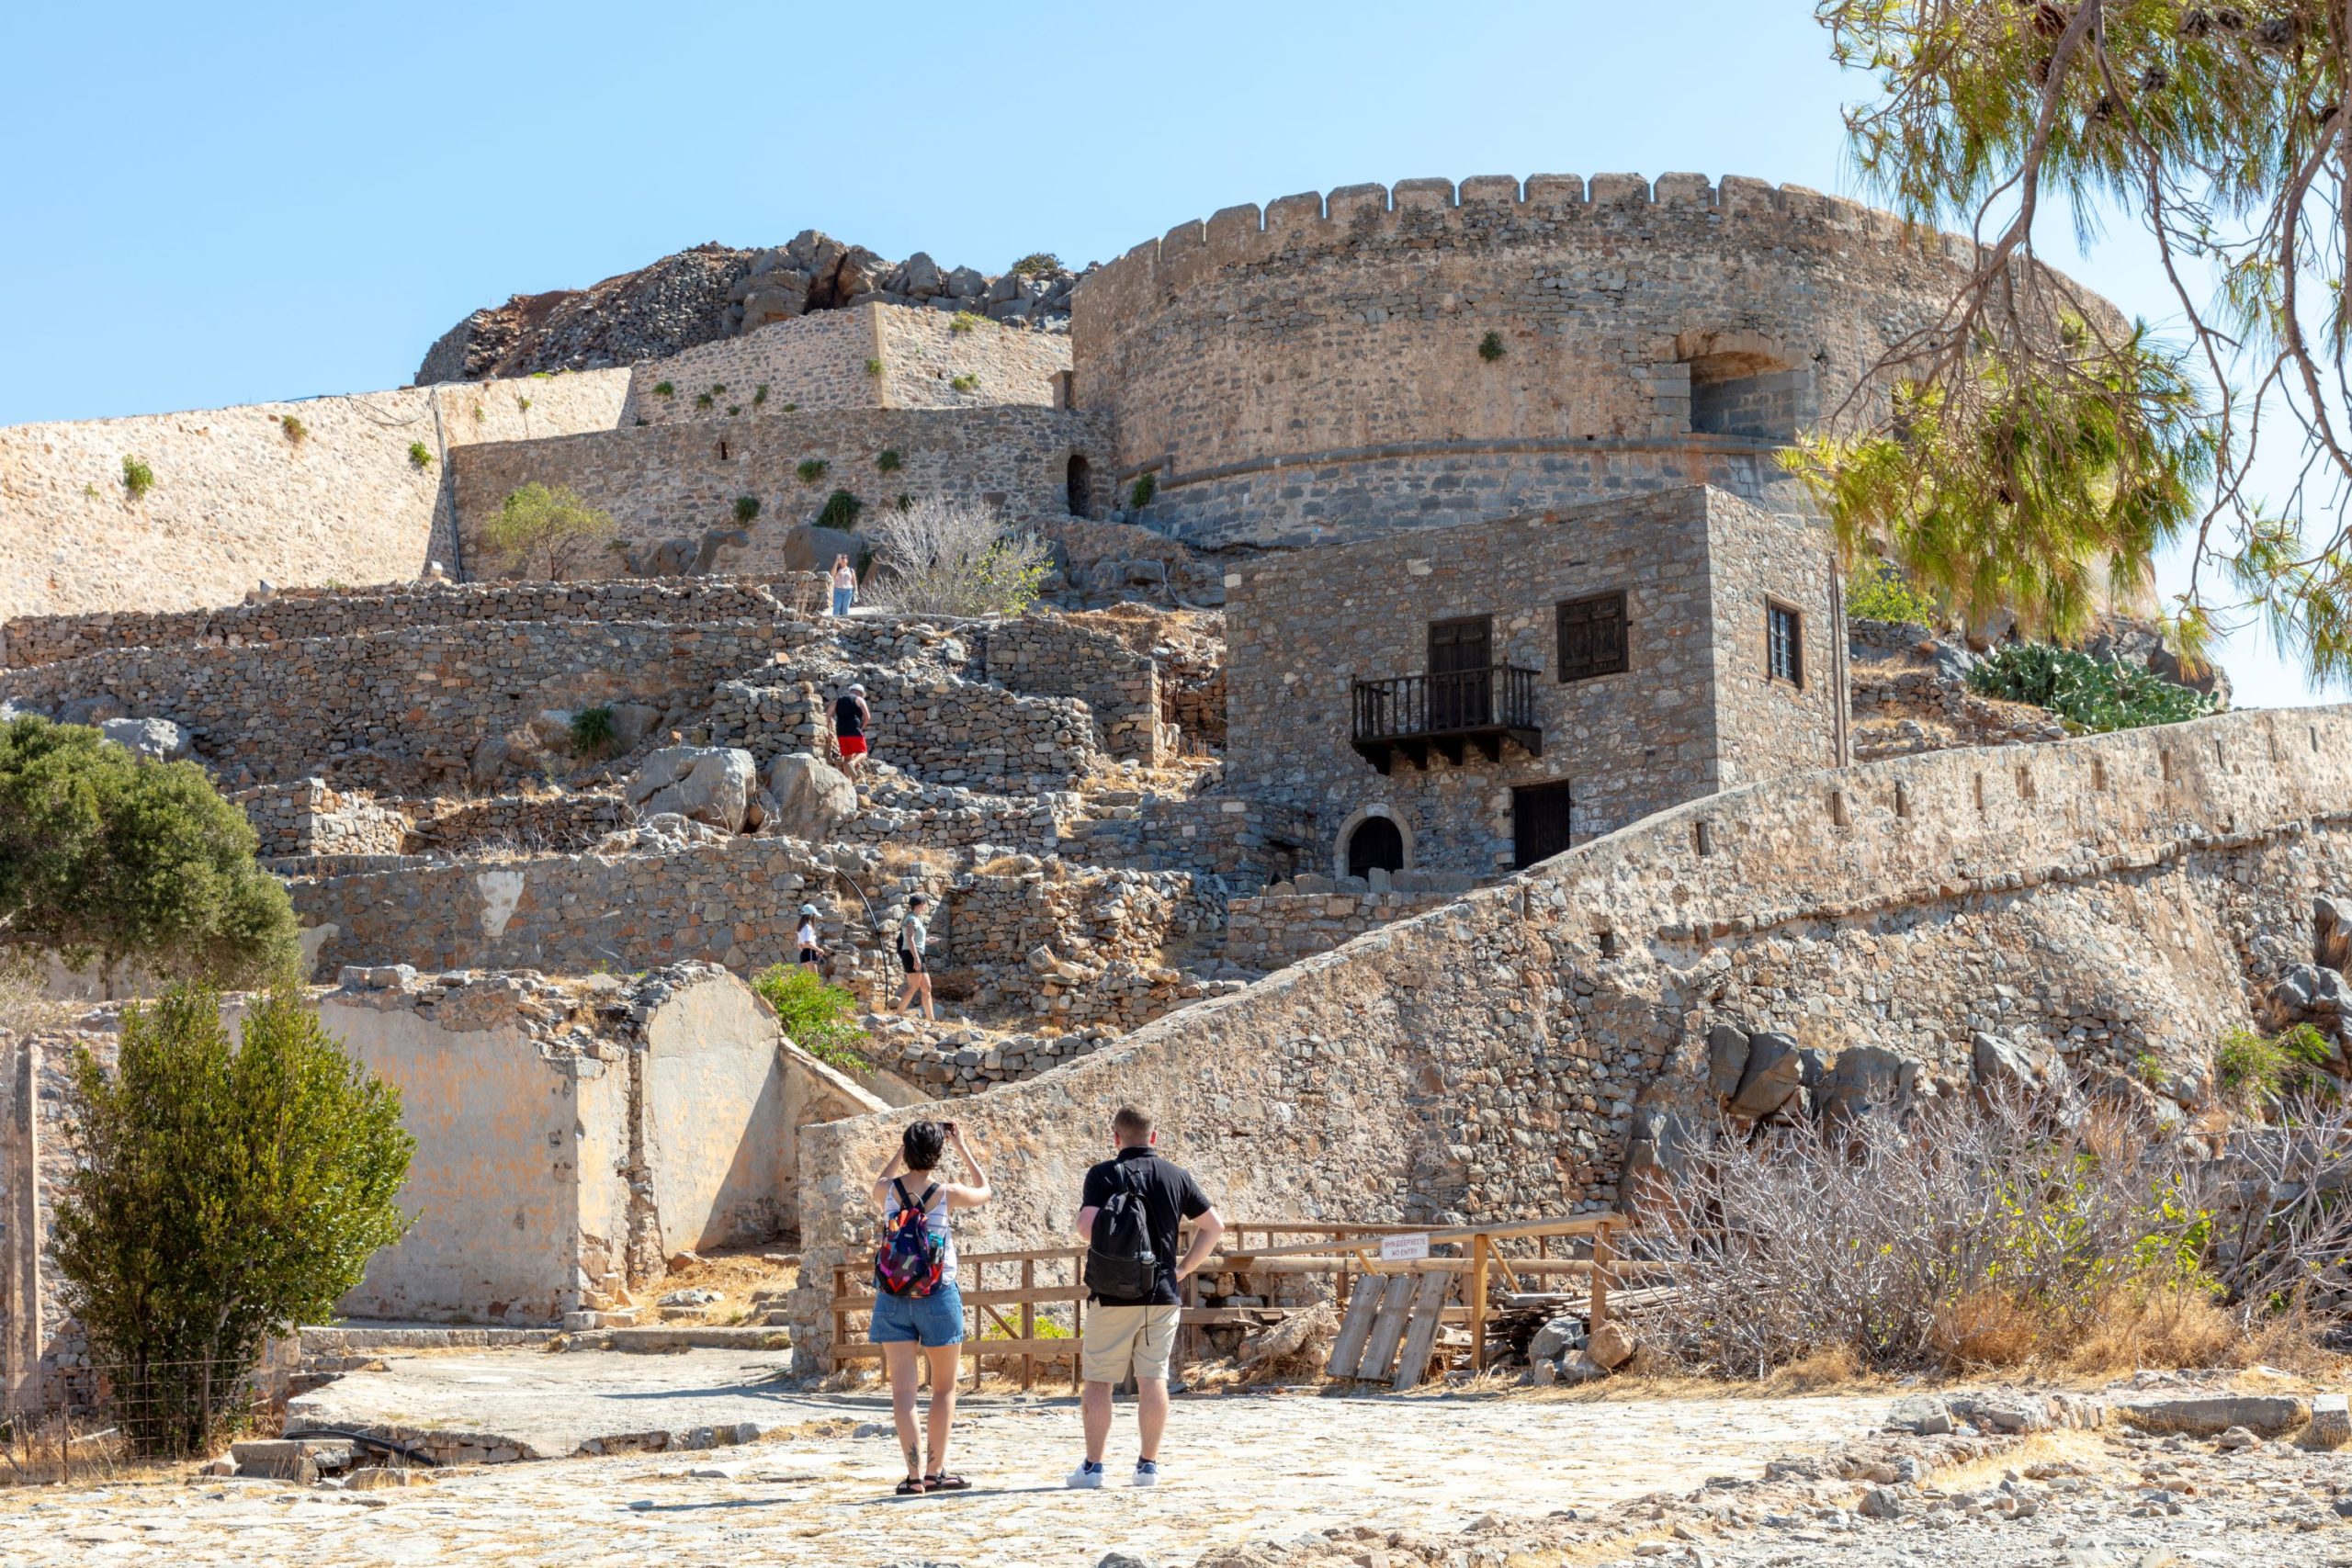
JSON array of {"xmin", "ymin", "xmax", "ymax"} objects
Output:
[{"xmin": 1066, "ymin": 1105, "xmax": 1223, "ymax": 1489}]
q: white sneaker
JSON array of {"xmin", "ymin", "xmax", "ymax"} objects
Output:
[
  {"xmin": 1066, "ymin": 1461, "xmax": 1105, "ymax": 1489},
  {"xmin": 1133, "ymin": 1459, "xmax": 1160, "ymax": 1487}
]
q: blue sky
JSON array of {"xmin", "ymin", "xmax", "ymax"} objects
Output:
[{"xmin": 0, "ymin": 1, "xmax": 2328, "ymax": 705}]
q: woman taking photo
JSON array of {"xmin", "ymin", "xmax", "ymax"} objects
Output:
[{"xmin": 868, "ymin": 1118, "xmax": 990, "ymax": 1494}]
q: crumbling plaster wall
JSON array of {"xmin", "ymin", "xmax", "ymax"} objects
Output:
[
  {"xmin": 785, "ymin": 703, "xmax": 2352, "ymax": 1360},
  {"xmin": 0, "ymin": 371, "xmax": 628, "ymax": 622}
]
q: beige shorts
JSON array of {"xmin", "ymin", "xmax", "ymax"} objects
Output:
[{"xmin": 1082, "ymin": 1303, "xmax": 1181, "ymax": 1384}]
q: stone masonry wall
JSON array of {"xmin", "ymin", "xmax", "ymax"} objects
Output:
[
  {"xmin": 447, "ymin": 406, "xmax": 1111, "ymax": 581},
  {"xmin": 1071, "ymin": 173, "xmax": 2111, "ymax": 548},
  {"xmin": 972, "ymin": 615, "xmax": 1165, "ymax": 762},
  {"xmin": 710, "ymin": 670, "xmax": 1099, "ymax": 793},
  {"xmin": 0, "ymin": 621, "xmax": 795, "ymax": 788},
  {"xmin": 1222, "ymin": 886, "xmax": 1462, "ymax": 970},
  {"xmin": 1061, "ymin": 794, "xmax": 1316, "ymax": 885},
  {"xmin": 785, "ymin": 703, "xmax": 2352, "ymax": 1360},
  {"xmin": 230, "ymin": 779, "xmax": 411, "ymax": 858},
  {"xmin": 1225, "ymin": 486, "xmax": 1842, "ymax": 876},
  {"xmin": 2, "ymin": 574, "xmax": 818, "ymax": 670},
  {"xmin": 0, "ymin": 370, "xmax": 628, "ymax": 621}
]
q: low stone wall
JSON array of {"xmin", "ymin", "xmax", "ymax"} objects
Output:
[
  {"xmin": 0, "ymin": 621, "xmax": 795, "ymax": 790},
  {"xmin": 972, "ymin": 616, "xmax": 1165, "ymax": 762},
  {"xmin": 944, "ymin": 865, "xmax": 1227, "ymax": 1032},
  {"xmin": 1, "ymin": 574, "xmax": 819, "ymax": 671},
  {"xmin": 231, "ymin": 780, "xmax": 410, "ymax": 858},
  {"xmin": 837, "ymin": 776, "xmax": 1082, "ymax": 858},
  {"xmin": 782, "ymin": 704, "xmax": 2352, "ymax": 1360},
  {"xmin": 289, "ymin": 836, "xmax": 874, "ymax": 978},
  {"xmin": 1222, "ymin": 886, "xmax": 1464, "ymax": 971},
  {"xmin": 713, "ymin": 668, "xmax": 1099, "ymax": 793},
  {"xmin": 1061, "ymin": 794, "xmax": 1316, "ymax": 883},
  {"xmin": 448, "ymin": 405, "xmax": 1110, "ymax": 580},
  {"xmin": 401, "ymin": 791, "xmax": 625, "ymax": 855}
]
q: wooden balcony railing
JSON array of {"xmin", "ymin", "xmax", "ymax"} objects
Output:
[{"xmin": 1350, "ymin": 664, "xmax": 1543, "ymax": 773}]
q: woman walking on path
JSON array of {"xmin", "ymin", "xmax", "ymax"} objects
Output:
[
  {"xmin": 829, "ymin": 553, "xmax": 858, "ymax": 617},
  {"xmin": 834, "ymin": 683, "xmax": 871, "ymax": 779},
  {"xmin": 869, "ymin": 1119, "xmax": 990, "ymax": 1494},
  {"xmin": 896, "ymin": 893, "xmax": 936, "ymax": 1021},
  {"xmin": 795, "ymin": 904, "xmax": 825, "ymax": 972}
]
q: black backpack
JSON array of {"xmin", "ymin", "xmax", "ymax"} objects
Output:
[{"xmin": 1083, "ymin": 1162, "xmax": 1159, "ymax": 1300}]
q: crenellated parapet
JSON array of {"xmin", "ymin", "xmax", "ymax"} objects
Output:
[{"xmin": 1069, "ymin": 174, "xmax": 2107, "ymax": 549}]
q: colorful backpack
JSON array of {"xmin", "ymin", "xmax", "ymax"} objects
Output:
[{"xmin": 875, "ymin": 1178, "xmax": 946, "ymax": 1298}]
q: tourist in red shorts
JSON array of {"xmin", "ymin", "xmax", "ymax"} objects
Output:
[{"xmin": 834, "ymin": 682, "xmax": 870, "ymax": 778}]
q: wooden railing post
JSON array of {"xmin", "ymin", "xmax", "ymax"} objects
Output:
[
  {"xmin": 1469, "ymin": 1233, "xmax": 1491, "ymax": 1371},
  {"xmin": 1589, "ymin": 1222, "xmax": 1613, "ymax": 1339},
  {"xmin": 1020, "ymin": 1258, "xmax": 1035, "ymax": 1392}
]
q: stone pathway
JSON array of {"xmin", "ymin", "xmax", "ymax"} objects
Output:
[{"xmin": 0, "ymin": 1371, "xmax": 1889, "ymax": 1567}]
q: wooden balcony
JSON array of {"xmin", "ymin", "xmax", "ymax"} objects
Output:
[{"xmin": 1350, "ymin": 664, "xmax": 1543, "ymax": 774}]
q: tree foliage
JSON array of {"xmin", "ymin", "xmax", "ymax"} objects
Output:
[
  {"xmin": 484, "ymin": 482, "xmax": 618, "ymax": 579},
  {"xmin": 0, "ymin": 716, "xmax": 300, "ymax": 987},
  {"xmin": 861, "ymin": 498, "xmax": 1051, "ymax": 618},
  {"xmin": 1815, "ymin": 0, "xmax": 2352, "ymax": 684},
  {"xmin": 751, "ymin": 963, "xmax": 872, "ymax": 1072},
  {"xmin": 51, "ymin": 985, "xmax": 413, "ymax": 1454}
]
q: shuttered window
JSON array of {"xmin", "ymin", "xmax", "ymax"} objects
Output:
[{"xmin": 1555, "ymin": 592, "xmax": 1629, "ymax": 682}]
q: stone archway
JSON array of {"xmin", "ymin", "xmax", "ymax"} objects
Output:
[{"xmin": 1332, "ymin": 804, "xmax": 1413, "ymax": 882}]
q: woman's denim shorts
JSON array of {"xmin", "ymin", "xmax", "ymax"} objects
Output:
[
  {"xmin": 870, "ymin": 1281, "xmax": 966, "ymax": 1347},
  {"xmin": 831, "ymin": 586, "xmax": 854, "ymax": 615}
]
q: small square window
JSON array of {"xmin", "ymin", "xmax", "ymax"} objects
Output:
[
  {"xmin": 1767, "ymin": 601, "xmax": 1804, "ymax": 686},
  {"xmin": 1556, "ymin": 592, "xmax": 1629, "ymax": 682}
]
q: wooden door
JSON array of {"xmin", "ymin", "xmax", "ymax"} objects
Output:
[
  {"xmin": 1428, "ymin": 616, "xmax": 1492, "ymax": 729},
  {"xmin": 1513, "ymin": 782, "xmax": 1574, "ymax": 869}
]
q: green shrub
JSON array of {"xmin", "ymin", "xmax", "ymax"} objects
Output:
[
  {"xmin": 2217, "ymin": 1025, "xmax": 2335, "ymax": 1111},
  {"xmin": 817, "ymin": 489, "xmax": 865, "ymax": 530},
  {"xmin": 1966, "ymin": 642, "xmax": 2220, "ymax": 734},
  {"xmin": 406, "ymin": 440, "xmax": 435, "ymax": 469},
  {"xmin": 1478, "ymin": 330, "xmax": 1506, "ymax": 362},
  {"xmin": 728, "ymin": 405, "xmax": 741, "ymax": 416},
  {"xmin": 797, "ymin": 457, "xmax": 829, "ymax": 483},
  {"xmin": 570, "ymin": 705, "xmax": 616, "ymax": 758},
  {"xmin": 0, "ymin": 716, "xmax": 301, "ymax": 987},
  {"xmin": 51, "ymin": 984, "xmax": 413, "ymax": 1456},
  {"xmin": 733, "ymin": 494, "xmax": 762, "ymax": 525},
  {"xmin": 1010, "ymin": 252, "xmax": 1060, "ymax": 278},
  {"xmin": 530, "ymin": 370, "xmax": 551, "ymax": 379},
  {"xmin": 483, "ymin": 481, "xmax": 619, "ymax": 579},
  {"xmin": 278, "ymin": 414, "xmax": 308, "ymax": 445},
  {"xmin": 896, "ymin": 493, "xmax": 913, "ymax": 512},
  {"xmin": 515, "ymin": 394, "xmax": 532, "ymax": 413},
  {"xmin": 753, "ymin": 384, "xmax": 769, "ymax": 405},
  {"xmin": 1846, "ymin": 558, "xmax": 1940, "ymax": 626},
  {"xmin": 876, "ymin": 448, "xmax": 902, "ymax": 472},
  {"xmin": 951, "ymin": 312, "xmax": 981, "ymax": 334},
  {"xmin": 121, "ymin": 456, "xmax": 154, "ymax": 499},
  {"xmin": 865, "ymin": 357, "xmax": 884, "ymax": 377},
  {"xmin": 783, "ymin": 402, "xmax": 797, "ymax": 412},
  {"xmin": 950, "ymin": 373, "xmax": 978, "ymax": 392},
  {"xmin": 712, "ymin": 383, "xmax": 727, "ymax": 394},
  {"xmin": 751, "ymin": 964, "xmax": 871, "ymax": 1072},
  {"xmin": 83, "ymin": 482, "xmax": 99, "ymax": 500},
  {"xmin": 1129, "ymin": 471, "xmax": 1157, "ymax": 509},
  {"xmin": 695, "ymin": 391, "xmax": 715, "ymax": 410},
  {"xmin": 654, "ymin": 380, "xmax": 675, "ymax": 397}
]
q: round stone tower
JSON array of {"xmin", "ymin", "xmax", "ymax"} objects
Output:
[{"xmin": 1070, "ymin": 173, "xmax": 2084, "ymax": 549}]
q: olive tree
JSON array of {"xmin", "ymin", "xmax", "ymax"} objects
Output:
[
  {"xmin": 0, "ymin": 715, "xmax": 299, "ymax": 987},
  {"xmin": 483, "ymin": 481, "xmax": 618, "ymax": 579},
  {"xmin": 50, "ymin": 986, "xmax": 413, "ymax": 1455},
  {"xmin": 861, "ymin": 498, "xmax": 1050, "ymax": 617}
]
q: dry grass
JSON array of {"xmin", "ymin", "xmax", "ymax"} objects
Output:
[
  {"xmin": 641, "ymin": 1246, "xmax": 798, "ymax": 1325},
  {"xmin": 872, "ymin": 842, "xmax": 954, "ymax": 880},
  {"xmin": 2060, "ymin": 1284, "xmax": 2239, "ymax": 1374}
]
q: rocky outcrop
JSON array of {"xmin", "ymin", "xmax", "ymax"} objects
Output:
[
  {"xmin": 417, "ymin": 231, "xmax": 1082, "ymax": 384},
  {"xmin": 626, "ymin": 746, "xmax": 760, "ymax": 833}
]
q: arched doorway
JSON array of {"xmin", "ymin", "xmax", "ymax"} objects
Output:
[
  {"xmin": 1344, "ymin": 816, "xmax": 1406, "ymax": 879},
  {"xmin": 1065, "ymin": 455, "xmax": 1092, "ymax": 518}
]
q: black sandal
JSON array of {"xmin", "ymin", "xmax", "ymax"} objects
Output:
[
  {"xmin": 924, "ymin": 1472, "xmax": 969, "ymax": 1491},
  {"xmin": 895, "ymin": 1476, "xmax": 929, "ymax": 1495}
]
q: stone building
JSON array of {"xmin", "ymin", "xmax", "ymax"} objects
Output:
[{"xmin": 1224, "ymin": 486, "xmax": 1848, "ymax": 877}]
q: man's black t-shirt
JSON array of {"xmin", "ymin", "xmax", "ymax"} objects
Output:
[
  {"xmin": 834, "ymin": 695, "xmax": 865, "ymax": 739},
  {"xmin": 1080, "ymin": 1146, "xmax": 1210, "ymax": 1306}
]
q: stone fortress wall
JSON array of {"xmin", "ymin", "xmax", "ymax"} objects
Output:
[
  {"xmin": 0, "ymin": 371, "xmax": 630, "ymax": 622},
  {"xmin": 786, "ymin": 701, "xmax": 2352, "ymax": 1357},
  {"xmin": 1226, "ymin": 487, "xmax": 1846, "ymax": 875},
  {"xmin": 1069, "ymin": 173, "xmax": 2105, "ymax": 548},
  {"xmin": 447, "ymin": 406, "xmax": 1109, "ymax": 580},
  {"xmin": 616, "ymin": 304, "xmax": 1069, "ymax": 428}
]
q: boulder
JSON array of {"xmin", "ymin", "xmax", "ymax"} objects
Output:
[
  {"xmin": 1706, "ymin": 1023, "xmax": 1751, "ymax": 1100},
  {"xmin": 1528, "ymin": 1314, "xmax": 1586, "ymax": 1361},
  {"xmin": 763, "ymin": 752, "xmax": 858, "ymax": 840},
  {"xmin": 777, "ymin": 524, "xmax": 864, "ymax": 574},
  {"xmin": 1585, "ymin": 1320, "xmax": 1635, "ymax": 1370},
  {"xmin": 56, "ymin": 694, "xmax": 128, "ymax": 727},
  {"xmin": 945, "ymin": 265, "xmax": 987, "ymax": 298},
  {"xmin": 1971, "ymin": 1030, "xmax": 2048, "ymax": 1099},
  {"xmin": 2262, "ymin": 961, "xmax": 2352, "ymax": 1037},
  {"xmin": 97, "ymin": 716, "xmax": 190, "ymax": 761},
  {"xmin": 2319, "ymin": 894, "xmax": 2352, "ymax": 975},
  {"xmin": 626, "ymin": 747, "xmax": 758, "ymax": 833},
  {"xmin": 1731, "ymin": 1031, "xmax": 1806, "ymax": 1116},
  {"xmin": 1816, "ymin": 1045, "xmax": 1921, "ymax": 1124},
  {"xmin": 1885, "ymin": 1394, "xmax": 1954, "ymax": 1436}
]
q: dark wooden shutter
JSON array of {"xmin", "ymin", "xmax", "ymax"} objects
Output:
[
  {"xmin": 1555, "ymin": 592, "xmax": 1629, "ymax": 682},
  {"xmin": 1428, "ymin": 616, "xmax": 1492, "ymax": 728},
  {"xmin": 1513, "ymin": 782, "xmax": 1574, "ymax": 869}
]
